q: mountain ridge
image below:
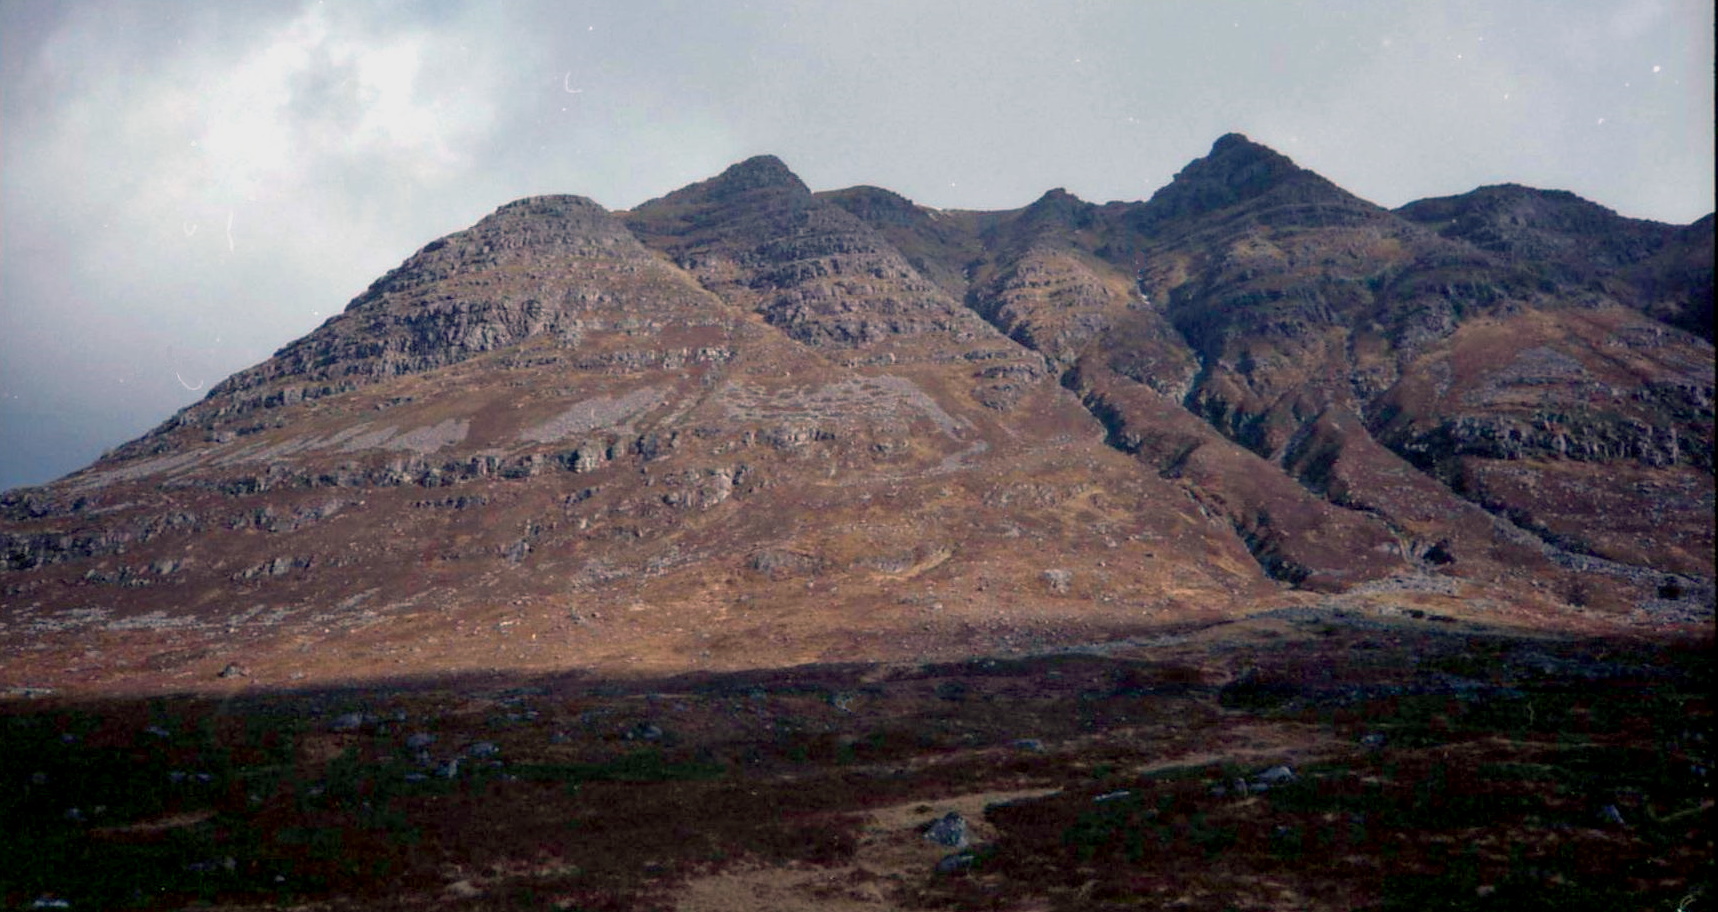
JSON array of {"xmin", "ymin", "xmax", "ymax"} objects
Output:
[{"xmin": 2, "ymin": 134, "xmax": 1711, "ymax": 695}]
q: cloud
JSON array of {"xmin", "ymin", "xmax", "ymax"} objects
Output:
[{"xmin": 1, "ymin": 1, "xmax": 534, "ymax": 486}]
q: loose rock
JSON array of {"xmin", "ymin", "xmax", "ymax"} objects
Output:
[
  {"xmin": 444, "ymin": 880, "xmax": 482, "ymax": 898},
  {"xmin": 923, "ymin": 812, "xmax": 969, "ymax": 848},
  {"xmin": 1042, "ymin": 568, "xmax": 1072, "ymax": 594},
  {"xmin": 1254, "ymin": 765, "xmax": 1297, "ymax": 785}
]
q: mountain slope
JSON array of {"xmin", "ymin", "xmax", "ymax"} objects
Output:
[
  {"xmin": 1, "ymin": 137, "xmax": 1711, "ymax": 694},
  {"xmin": 957, "ymin": 135, "xmax": 1713, "ymax": 607}
]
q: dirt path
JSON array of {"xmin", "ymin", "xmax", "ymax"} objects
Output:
[{"xmin": 671, "ymin": 788, "xmax": 1061, "ymax": 912}]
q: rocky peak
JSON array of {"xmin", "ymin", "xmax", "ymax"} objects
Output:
[
  {"xmin": 1202, "ymin": 132, "xmax": 1309, "ymax": 178},
  {"xmin": 352, "ymin": 195, "xmax": 642, "ymax": 296},
  {"xmin": 662, "ymin": 154, "xmax": 811, "ymax": 207},
  {"xmin": 622, "ymin": 155, "xmax": 821, "ymax": 255},
  {"xmin": 1135, "ymin": 133, "xmax": 1355, "ymax": 227},
  {"xmin": 628, "ymin": 160, "xmax": 986, "ymax": 350},
  {"xmin": 463, "ymin": 194, "xmax": 639, "ymax": 248},
  {"xmin": 156, "ymin": 193, "xmax": 686, "ymax": 441},
  {"xmin": 722, "ymin": 154, "xmax": 808, "ymax": 190},
  {"xmin": 487, "ymin": 193, "xmax": 614, "ymax": 222}
]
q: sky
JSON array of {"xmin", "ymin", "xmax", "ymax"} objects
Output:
[{"xmin": 1, "ymin": 0, "xmax": 1712, "ymax": 492}]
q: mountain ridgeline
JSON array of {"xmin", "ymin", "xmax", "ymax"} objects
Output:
[{"xmin": 2, "ymin": 135, "xmax": 1711, "ymax": 692}]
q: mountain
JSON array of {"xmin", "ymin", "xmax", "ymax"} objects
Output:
[{"xmin": 2, "ymin": 135, "xmax": 1711, "ymax": 694}]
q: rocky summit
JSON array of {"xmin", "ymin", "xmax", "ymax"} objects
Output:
[{"xmin": 1, "ymin": 134, "xmax": 1712, "ymax": 694}]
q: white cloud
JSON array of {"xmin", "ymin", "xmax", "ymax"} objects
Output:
[{"xmin": 1, "ymin": 1, "xmax": 542, "ymax": 488}]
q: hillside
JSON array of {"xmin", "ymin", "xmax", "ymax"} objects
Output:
[{"xmin": 1, "ymin": 135, "xmax": 1711, "ymax": 695}]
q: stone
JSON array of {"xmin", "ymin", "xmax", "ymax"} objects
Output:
[
  {"xmin": 1042, "ymin": 568, "xmax": 1073, "ymax": 594},
  {"xmin": 923, "ymin": 812, "xmax": 968, "ymax": 848},
  {"xmin": 1254, "ymin": 765, "xmax": 1297, "ymax": 785},
  {"xmin": 444, "ymin": 880, "xmax": 482, "ymax": 898}
]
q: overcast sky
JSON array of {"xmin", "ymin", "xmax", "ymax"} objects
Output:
[{"xmin": 2, "ymin": 0, "xmax": 1712, "ymax": 491}]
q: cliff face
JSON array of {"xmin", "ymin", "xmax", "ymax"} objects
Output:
[{"xmin": 2, "ymin": 136, "xmax": 1711, "ymax": 692}]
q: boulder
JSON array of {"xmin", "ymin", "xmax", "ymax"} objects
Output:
[{"xmin": 923, "ymin": 811, "xmax": 969, "ymax": 848}]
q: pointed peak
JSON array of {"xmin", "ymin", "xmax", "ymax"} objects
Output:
[
  {"xmin": 1174, "ymin": 133, "xmax": 1301, "ymax": 193},
  {"xmin": 1189, "ymin": 133, "xmax": 1300, "ymax": 180},
  {"xmin": 710, "ymin": 154, "xmax": 810, "ymax": 195},
  {"xmin": 1136, "ymin": 133, "xmax": 1351, "ymax": 225},
  {"xmin": 1209, "ymin": 132, "xmax": 1274, "ymax": 156},
  {"xmin": 632, "ymin": 155, "xmax": 811, "ymax": 216}
]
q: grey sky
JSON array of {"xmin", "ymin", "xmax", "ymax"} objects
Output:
[{"xmin": 2, "ymin": 0, "xmax": 1712, "ymax": 491}]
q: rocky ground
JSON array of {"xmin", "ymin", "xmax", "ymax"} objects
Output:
[{"xmin": 3, "ymin": 609, "xmax": 1708, "ymax": 912}]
